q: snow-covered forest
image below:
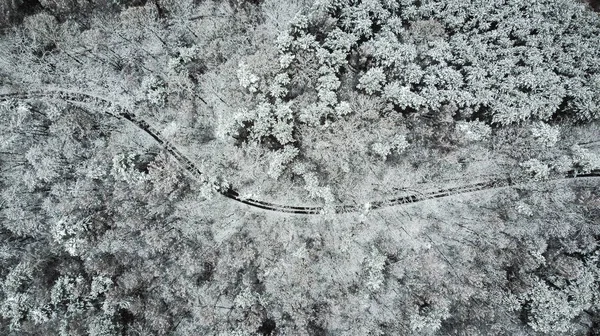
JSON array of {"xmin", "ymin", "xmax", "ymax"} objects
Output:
[{"xmin": 1, "ymin": 0, "xmax": 600, "ymax": 335}]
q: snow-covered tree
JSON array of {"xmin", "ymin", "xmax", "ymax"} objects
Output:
[
  {"xmin": 520, "ymin": 159, "xmax": 550, "ymax": 180},
  {"xmin": 357, "ymin": 67, "xmax": 386, "ymax": 95},
  {"xmin": 455, "ymin": 120, "xmax": 492, "ymax": 142},
  {"xmin": 531, "ymin": 122, "xmax": 560, "ymax": 148}
]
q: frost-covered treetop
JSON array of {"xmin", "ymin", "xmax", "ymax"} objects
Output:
[{"xmin": 276, "ymin": 0, "xmax": 600, "ymax": 125}]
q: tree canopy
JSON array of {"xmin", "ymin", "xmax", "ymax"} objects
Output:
[{"xmin": 1, "ymin": 0, "xmax": 600, "ymax": 335}]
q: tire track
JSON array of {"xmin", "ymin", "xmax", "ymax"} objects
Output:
[{"xmin": 2, "ymin": 89, "xmax": 599, "ymax": 215}]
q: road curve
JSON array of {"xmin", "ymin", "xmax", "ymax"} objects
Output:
[{"xmin": 2, "ymin": 89, "xmax": 599, "ymax": 215}]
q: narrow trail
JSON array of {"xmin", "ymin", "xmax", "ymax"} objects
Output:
[{"xmin": 2, "ymin": 89, "xmax": 599, "ymax": 215}]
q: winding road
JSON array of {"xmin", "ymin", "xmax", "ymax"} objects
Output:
[{"xmin": 1, "ymin": 89, "xmax": 599, "ymax": 215}]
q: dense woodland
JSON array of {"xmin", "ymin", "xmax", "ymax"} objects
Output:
[{"xmin": 1, "ymin": 0, "xmax": 600, "ymax": 335}]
